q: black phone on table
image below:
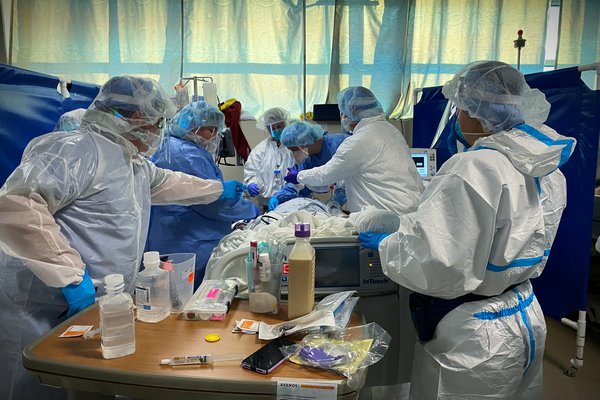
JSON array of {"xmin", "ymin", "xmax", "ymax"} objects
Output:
[{"xmin": 241, "ymin": 338, "xmax": 295, "ymax": 374}]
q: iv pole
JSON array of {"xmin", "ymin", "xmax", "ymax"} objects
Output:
[
  {"xmin": 514, "ymin": 29, "xmax": 526, "ymax": 71},
  {"xmin": 179, "ymin": 76, "xmax": 213, "ymax": 102}
]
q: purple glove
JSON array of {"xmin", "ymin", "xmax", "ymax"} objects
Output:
[
  {"xmin": 284, "ymin": 167, "xmax": 299, "ymax": 184},
  {"xmin": 247, "ymin": 183, "xmax": 260, "ymax": 197}
]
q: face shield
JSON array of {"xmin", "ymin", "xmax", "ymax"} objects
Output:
[
  {"xmin": 84, "ymin": 75, "xmax": 176, "ymax": 157},
  {"xmin": 268, "ymin": 121, "xmax": 286, "ymax": 141},
  {"xmin": 292, "ymin": 147, "xmax": 309, "ymax": 164},
  {"xmin": 112, "ymin": 109, "xmax": 165, "ymax": 157},
  {"xmin": 341, "ymin": 114, "xmax": 355, "ymax": 134},
  {"xmin": 186, "ymin": 126, "xmax": 220, "ymax": 157}
]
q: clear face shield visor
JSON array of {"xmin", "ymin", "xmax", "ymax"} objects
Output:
[{"xmin": 124, "ymin": 117, "xmax": 165, "ymax": 157}]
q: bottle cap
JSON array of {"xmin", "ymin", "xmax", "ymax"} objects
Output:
[
  {"xmin": 143, "ymin": 251, "xmax": 160, "ymax": 268},
  {"xmin": 105, "ymin": 274, "xmax": 123, "ymax": 286},
  {"xmin": 294, "ymin": 222, "xmax": 311, "ymax": 238},
  {"xmin": 104, "ymin": 274, "xmax": 124, "ymax": 291},
  {"xmin": 258, "ymin": 253, "xmax": 270, "ymax": 263},
  {"xmin": 160, "ymin": 359, "xmax": 171, "ymax": 365},
  {"xmin": 204, "ymin": 333, "xmax": 221, "ymax": 343}
]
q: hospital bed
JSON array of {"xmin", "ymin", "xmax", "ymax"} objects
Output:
[{"xmin": 204, "ymin": 200, "xmax": 417, "ymax": 390}]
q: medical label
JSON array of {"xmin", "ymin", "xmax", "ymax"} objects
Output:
[
  {"xmin": 60, "ymin": 325, "xmax": 94, "ymax": 338},
  {"xmin": 135, "ymin": 285, "xmax": 151, "ymax": 308},
  {"xmin": 276, "ymin": 380, "xmax": 337, "ymax": 400}
]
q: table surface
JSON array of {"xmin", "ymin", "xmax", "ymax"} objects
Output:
[{"xmin": 24, "ymin": 300, "xmax": 364, "ymax": 397}]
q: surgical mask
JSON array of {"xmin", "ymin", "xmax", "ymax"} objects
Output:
[
  {"xmin": 293, "ymin": 147, "xmax": 309, "ymax": 164},
  {"xmin": 453, "ymin": 119, "xmax": 471, "ymax": 149},
  {"xmin": 341, "ymin": 116, "xmax": 354, "ymax": 134},
  {"xmin": 271, "ymin": 128, "xmax": 283, "ymax": 141}
]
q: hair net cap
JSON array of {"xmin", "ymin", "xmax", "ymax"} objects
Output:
[
  {"xmin": 280, "ymin": 120, "xmax": 325, "ymax": 147},
  {"xmin": 257, "ymin": 107, "xmax": 290, "ymax": 130},
  {"xmin": 165, "ymin": 101, "xmax": 225, "ymax": 139},
  {"xmin": 89, "ymin": 75, "xmax": 176, "ymax": 123},
  {"xmin": 54, "ymin": 108, "xmax": 86, "ymax": 132},
  {"xmin": 442, "ymin": 60, "xmax": 550, "ymax": 133},
  {"xmin": 337, "ymin": 86, "xmax": 384, "ymax": 122}
]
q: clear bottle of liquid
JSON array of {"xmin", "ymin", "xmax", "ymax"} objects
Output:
[
  {"xmin": 100, "ymin": 274, "xmax": 135, "ymax": 359},
  {"xmin": 274, "ymin": 168, "xmax": 283, "ymax": 187},
  {"xmin": 287, "ymin": 223, "xmax": 315, "ymax": 319},
  {"xmin": 135, "ymin": 251, "xmax": 171, "ymax": 323}
]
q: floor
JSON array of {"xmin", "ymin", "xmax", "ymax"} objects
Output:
[{"xmin": 543, "ymin": 316, "xmax": 600, "ymax": 400}]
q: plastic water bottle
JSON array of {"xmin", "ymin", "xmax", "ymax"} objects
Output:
[
  {"xmin": 274, "ymin": 168, "xmax": 283, "ymax": 187},
  {"xmin": 99, "ymin": 274, "xmax": 135, "ymax": 359},
  {"xmin": 135, "ymin": 251, "xmax": 171, "ymax": 323}
]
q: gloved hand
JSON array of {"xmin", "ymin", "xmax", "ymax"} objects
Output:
[
  {"xmin": 284, "ymin": 167, "xmax": 299, "ymax": 184},
  {"xmin": 358, "ymin": 232, "xmax": 390, "ymax": 250},
  {"xmin": 268, "ymin": 197, "xmax": 280, "ymax": 211},
  {"xmin": 219, "ymin": 180, "xmax": 246, "ymax": 201},
  {"xmin": 332, "ymin": 188, "xmax": 347, "ymax": 206},
  {"xmin": 61, "ymin": 269, "xmax": 96, "ymax": 318},
  {"xmin": 247, "ymin": 182, "xmax": 260, "ymax": 197}
]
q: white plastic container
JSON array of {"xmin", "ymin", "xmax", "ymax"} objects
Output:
[
  {"xmin": 99, "ymin": 274, "xmax": 135, "ymax": 359},
  {"xmin": 287, "ymin": 223, "xmax": 315, "ymax": 319},
  {"xmin": 135, "ymin": 251, "xmax": 171, "ymax": 323}
]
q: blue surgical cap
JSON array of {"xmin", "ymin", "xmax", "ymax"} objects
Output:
[
  {"xmin": 280, "ymin": 121, "xmax": 324, "ymax": 147},
  {"xmin": 442, "ymin": 60, "xmax": 550, "ymax": 133},
  {"xmin": 90, "ymin": 75, "xmax": 176, "ymax": 121},
  {"xmin": 337, "ymin": 86, "xmax": 384, "ymax": 122},
  {"xmin": 165, "ymin": 101, "xmax": 225, "ymax": 139}
]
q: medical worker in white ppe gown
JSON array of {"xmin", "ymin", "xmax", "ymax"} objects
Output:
[
  {"xmin": 359, "ymin": 60, "xmax": 576, "ymax": 399},
  {"xmin": 243, "ymin": 107, "xmax": 295, "ymax": 209},
  {"xmin": 0, "ymin": 75, "xmax": 245, "ymax": 400},
  {"xmin": 284, "ymin": 86, "xmax": 423, "ymax": 215}
]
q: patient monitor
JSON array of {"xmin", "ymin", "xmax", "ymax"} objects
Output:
[{"xmin": 410, "ymin": 148, "xmax": 437, "ymax": 179}]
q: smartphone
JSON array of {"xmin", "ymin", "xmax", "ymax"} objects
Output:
[{"xmin": 240, "ymin": 338, "xmax": 295, "ymax": 374}]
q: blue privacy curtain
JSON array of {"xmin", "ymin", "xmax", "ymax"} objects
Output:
[{"xmin": 0, "ymin": 64, "xmax": 99, "ymax": 185}]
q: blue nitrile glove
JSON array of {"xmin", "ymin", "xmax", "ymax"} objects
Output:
[
  {"xmin": 60, "ymin": 269, "xmax": 95, "ymax": 318},
  {"xmin": 268, "ymin": 197, "xmax": 280, "ymax": 211},
  {"xmin": 284, "ymin": 167, "xmax": 299, "ymax": 184},
  {"xmin": 332, "ymin": 188, "xmax": 347, "ymax": 206},
  {"xmin": 247, "ymin": 182, "xmax": 260, "ymax": 197},
  {"xmin": 358, "ymin": 232, "xmax": 390, "ymax": 250},
  {"xmin": 219, "ymin": 180, "xmax": 246, "ymax": 201}
]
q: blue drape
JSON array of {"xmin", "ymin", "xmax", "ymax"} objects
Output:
[{"xmin": 0, "ymin": 64, "xmax": 99, "ymax": 185}]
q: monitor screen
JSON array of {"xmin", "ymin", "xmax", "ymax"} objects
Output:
[
  {"xmin": 313, "ymin": 245, "xmax": 361, "ymax": 288},
  {"xmin": 411, "ymin": 153, "xmax": 428, "ymax": 178}
]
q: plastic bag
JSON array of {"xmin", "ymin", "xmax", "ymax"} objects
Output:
[
  {"xmin": 281, "ymin": 322, "xmax": 391, "ymax": 389},
  {"xmin": 182, "ymin": 279, "xmax": 238, "ymax": 321}
]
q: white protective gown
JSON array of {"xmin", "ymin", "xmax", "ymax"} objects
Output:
[
  {"xmin": 379, "ymin": 123, "xmax": 576, "ymax": 399},
  {"xmin": 0, "ymin": 119, "xmax": 223, "ymax": 400},
  {"xmin": 243, "ymin": 137, "xmax": 295, "ymax": 206},
  {"xmin": 297, "ymin": 114, "xmax": 424, "ymax": 215}
]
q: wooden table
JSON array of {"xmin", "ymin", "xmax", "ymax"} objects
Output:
[{"xmin": 24, "ymin": 300, "xmax": 365, "ymax": 399}]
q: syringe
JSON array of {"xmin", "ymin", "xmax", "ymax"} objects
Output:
[{"xmin": 160, "ymin": 353, "xmax": 244, "ymax": 366}]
